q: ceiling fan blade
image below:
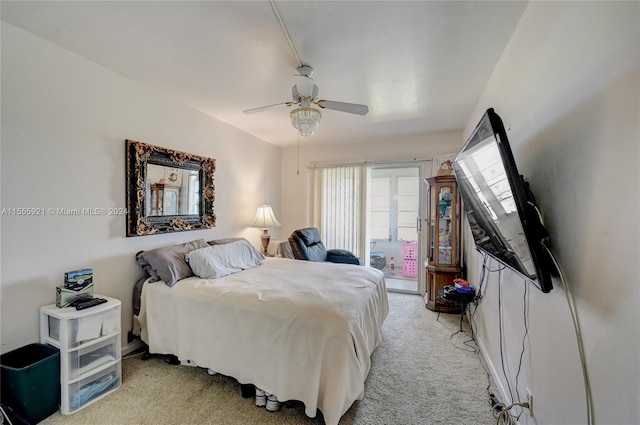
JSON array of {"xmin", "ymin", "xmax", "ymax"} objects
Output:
[
  {"xmin": 294, "ymin": 75, "xmax": 314, "ymax": 98},
  {"xmin": 316, "ymin": 100, "xmax": 369, "ymax": 115},
  {"xmin": 242, "ymin": 102, "xmax": 291, "ymax": 114}
]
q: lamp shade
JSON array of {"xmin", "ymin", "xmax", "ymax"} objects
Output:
[{"xmin": 251, "ymin": 204, "xmax": 281, "ymax": 229}]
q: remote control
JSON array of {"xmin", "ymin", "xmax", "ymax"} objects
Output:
[{"xmin": 75, "ymin": 297, "xmax": 107, "ymax": 310}]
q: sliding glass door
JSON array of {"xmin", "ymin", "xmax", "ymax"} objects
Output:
[
  {"xmin": 311, "ymin": 160, "xmax": 430, "ymax": 295},
  {"xmin": 369, "ymin": 164, "xmax": 427, "ymax": 294}
]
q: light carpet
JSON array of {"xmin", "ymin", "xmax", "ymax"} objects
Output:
[{"xmin": 40, "ymin": 292, "xmax": 496, "ymax": 425}]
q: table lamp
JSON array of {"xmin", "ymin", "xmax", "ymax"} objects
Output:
[{"xmin": 251, "ymin": 204, "xmax": 281, "ymax": 255}]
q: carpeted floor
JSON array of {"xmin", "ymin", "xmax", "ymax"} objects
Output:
[{"xmin": 40, "ymin": 292, "xmax": 496, "ymax": 425}]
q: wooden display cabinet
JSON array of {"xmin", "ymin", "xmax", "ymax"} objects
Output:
[
  {"xmin": 424, "ymin": 175, "xmax": 463, "ymax": 312},
  {"xmin": 149, "ymin": 184, "xmax": 180, "ymax": 216}
]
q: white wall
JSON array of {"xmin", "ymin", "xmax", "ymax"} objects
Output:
[
  {"xmin": 464, "ymin": 2, "xmax": 639, "ymax": 425},
  {"xmin": 0, "ymin": 23, "xmax": 281, "ymax": 354},
  {"xmin": 280, "ymin": 131, "xmax": 461, "ymax": 238}
]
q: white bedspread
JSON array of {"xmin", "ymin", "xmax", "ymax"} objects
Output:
[{"xmin": 138, "ymin": 257, "xmax": 388, "ymax": 425}]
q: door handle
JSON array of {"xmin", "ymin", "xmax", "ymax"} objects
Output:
[{"xmin": 416, "ymin": 216, "xmax": 422, "ymax": 232}]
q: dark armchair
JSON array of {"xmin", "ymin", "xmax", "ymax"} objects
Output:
[{"xmin": 288, "ymin": 227, "xmax": 360, "ymax": 265}]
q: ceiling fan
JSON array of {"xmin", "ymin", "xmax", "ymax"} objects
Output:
[{"xmin": 242, "ymin": 65, "xmax": 369, "ymax": 136}]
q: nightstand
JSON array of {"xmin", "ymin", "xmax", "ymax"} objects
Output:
[
  {"xmin": 266, "ymin": 240, "xmax": 294, "ymax": 258},
  {"xmin": 40, "ymin": 295, "xmax": 121, "ymax": 414}
]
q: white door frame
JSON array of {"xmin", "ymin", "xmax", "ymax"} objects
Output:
[{"xmin": 369, "ymin": 161, "xmax": 430, "ymax": 295}]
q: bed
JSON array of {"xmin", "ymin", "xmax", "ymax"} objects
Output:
[{"xmin": 133, "ymin": 238, "xmax": 388, "ymax": 425}]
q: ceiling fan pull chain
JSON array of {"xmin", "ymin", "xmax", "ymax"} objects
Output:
[{"xmin": 297, "ymin": 130, "xmax": 300, "ymax": 176}]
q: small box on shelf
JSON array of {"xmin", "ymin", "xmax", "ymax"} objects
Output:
[
  {"xmin": 56, "ymin": 285, "xmax": 94, "ymax": 308},
  {"xmin": 64, "ymin": 269, "xmax": 93, "ymax": 289}
]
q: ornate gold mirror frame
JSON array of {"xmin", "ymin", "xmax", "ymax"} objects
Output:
[{"xmin": 125, "ymin": 139, "xmax": 216, "ymax": 237}]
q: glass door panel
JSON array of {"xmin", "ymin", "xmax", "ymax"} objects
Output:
[{"xmin": 368, "ymin": 165, "xmax": 424, "ymax": 294}]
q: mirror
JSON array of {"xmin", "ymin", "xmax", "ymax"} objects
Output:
[
  {"xmin": 146, "ymin": 164, "xmax": 200, "ymax": 216},
  {"xmin": 126, "ymin": 139, "xmax": 216, "ymax": 237}
]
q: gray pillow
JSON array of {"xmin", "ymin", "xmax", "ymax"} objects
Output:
[
  {"xmin": 207, "ymin": 237, "xmax": 246, "ymax": 246},
  {"xmin": 136, "ymin": 239, "xmax": 209, "ymax": 286}
]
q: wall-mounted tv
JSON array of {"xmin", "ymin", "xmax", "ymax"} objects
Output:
[{"xmin": 453, "ymin": 108, "xmax": 553, "ymax": 293}]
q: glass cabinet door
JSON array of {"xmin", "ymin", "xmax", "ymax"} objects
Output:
[
  {"xmin": 437, "ymin": 185, "xmax": 453, "ymax": 265},
  {"xmin": 426, "ymin": 176, "xmax": 460, "ymax": 268}
]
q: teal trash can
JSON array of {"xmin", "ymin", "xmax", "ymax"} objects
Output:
[{"xmin": 1, "ymin": 343, "xmax": 60, "ymax": 424}]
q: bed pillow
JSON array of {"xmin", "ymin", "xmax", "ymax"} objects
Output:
[
  {"xmin": 186, "ymin": 239, "xmax": 264, "ymax": 279},
  {"xmin": 136, "ymin": 239, "xmax": 209, "ymax": 286},
  {"xmin": 207, "ymin": 237, "xmax": 246, "ymax": 246}
]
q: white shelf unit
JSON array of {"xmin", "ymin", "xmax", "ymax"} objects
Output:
[{"xmin": 40, "ymin": 295, "xmax": 122, "ymax": 414}]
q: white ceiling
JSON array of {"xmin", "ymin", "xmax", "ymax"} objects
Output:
[{"xmin": 1, "ymin": 1, "xmax": 527, "ymax": 147}]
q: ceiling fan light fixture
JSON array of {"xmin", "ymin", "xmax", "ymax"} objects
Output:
[{"xmin": 290, "ymin": 107, "xmax": 321, "ymax": 136}]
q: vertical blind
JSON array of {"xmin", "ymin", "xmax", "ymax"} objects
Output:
[{"xmin": 312, "ymin": 165, "xmax": 369, "ymax": 259}]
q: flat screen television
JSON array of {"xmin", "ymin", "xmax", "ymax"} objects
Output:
[{"xmin": 453, "ymin": 108, "xmax": 553, "ymax": 293}]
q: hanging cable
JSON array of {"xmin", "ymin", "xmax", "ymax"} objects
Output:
[
  {"xmin": 544, "ymin": 244, "xmax": 594, "ymax": 425},
  {"xmin": 513, "ymin": 279, "xmax": 530, "ymax": 420},
  {"xmin": 497, "ymin": 267, "xmax": 515, "ymax": 403},
  {"xmin": 493, "ymin": 401, "xmax": 531, "ymax": 425},
  {"xmin": 0, "ymin": 405, "xmax": 14, "ymax": 425}
]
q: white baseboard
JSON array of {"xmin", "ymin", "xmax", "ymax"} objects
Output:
[
  {"xmin": 122, "ymin": 339, "xmax": 145, "ymax": 357},
  {"xmin": 475, "ymin": 333, "xmax": 512, "ymax": 405},
  {"xmin": 475, "ymin": 334, "xmax": 534, "ymax": 425}
]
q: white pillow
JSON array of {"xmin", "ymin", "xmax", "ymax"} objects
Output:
[{"xmin": 186, "ymin": 239, "xmax": 264, "ymax": 279}]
